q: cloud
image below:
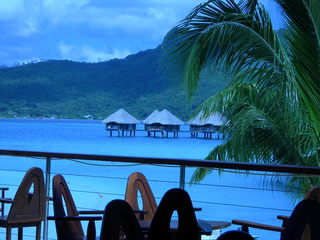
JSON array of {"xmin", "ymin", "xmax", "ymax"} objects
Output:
[
  {"xmin": 0, "ymin": 0, "xmax": 24, "ymax": 19},
  {"xmin": 0, "ymin": 0, "xmax": 204, "ymax": 65},
  {"xmin": 18, "ymin": 18, "xmax": 39, "ymax": 37},
  {"xmin": 59, "ymin": 42, "xmax": 131, "ymax": 62},
  {"xmin": 43, "ymin": 0, "xmax": 90, "ymax": 8}
]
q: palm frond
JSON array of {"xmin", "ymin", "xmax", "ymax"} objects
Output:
[
  {"xmin": 167, "ymin": 0, "xmax": 320, "ymax": 194},
  {"xmin": 275, "ymin": 0, "xmax": 320, "ymax": 134}
]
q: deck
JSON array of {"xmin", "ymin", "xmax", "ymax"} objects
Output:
[{"xmin": 0, "ymin": 150, "xmax": 319, "ymax": 240}]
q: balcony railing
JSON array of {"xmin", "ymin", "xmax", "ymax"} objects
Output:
[{"xmin": 0, "ymin": 149, "xmax": 319, "ymax": 240}]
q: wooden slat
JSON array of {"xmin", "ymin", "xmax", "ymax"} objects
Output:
[
  {"xmin": 277, "ymin": 215, "xmax": 289, "ymax": 221},
  {"xmin": 232, "ymin": 219, "xmax": 284, "ymax": 232},
  {"xmin": 78, "ymin": 210, "xmax": 104, "ymax": 215},
  {"xmin": 0, "ymin": 197, "xmax": 13, "ymax": 203},
  {"xmin": 139, "ymin": 219, "xmax": 230, "ymax": 234},
  {"xmin": 47, "ymin": 216, "xmax": 102, "ymax": 221}
]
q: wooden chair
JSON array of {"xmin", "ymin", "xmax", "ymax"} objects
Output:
[
  {"xmin": 281, "ymin": 199, "xmax": 320, "ymax": 240},
  {"xmin": 101, "ymin": 188, "xmax": 201, "ymax": 240},
  {"xmin": 0, "ymin": 167, "xmax": 45, "ymax": 240},
  {"xmin": 148, "ymin": 188, "xmax": 200, "ymax": 240},
  {"xmin": 100, "ymin": 199, "xmax": 145, "ymax": 240},
  {"xmin": 50, "ymin": 174, "xmax": 102, "ymax": 240},
  {"xmin": 232, "ymin": 186, "xmax": 320, "ymax": 239},
  {"xmin": 125, "ymin": 172, "xmax": 201, "ymax": 221},
  {"xmin": 124, "ymin": 172, "xmax": 157, "ymax": 220},
  {"xmin": 0, "ymin": 187, "xmax": 9, "ymax": 217}
]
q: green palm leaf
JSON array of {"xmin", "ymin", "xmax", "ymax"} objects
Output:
[{"xmin": 165, "ymin": 0, "xmax": 320, "ymax": 194}]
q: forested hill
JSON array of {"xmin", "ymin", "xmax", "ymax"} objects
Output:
[{"xmin": 0, "ymin": 45, "xmax": 227, "ymax": 120}]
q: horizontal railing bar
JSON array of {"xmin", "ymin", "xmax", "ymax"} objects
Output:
[
  {"xmin": 0, "ymin": 149, "xmax": 319, "ymax": 175},
  {"xmin": 0, "ymin": 169, "xmax": 300, "ymax": 196}
]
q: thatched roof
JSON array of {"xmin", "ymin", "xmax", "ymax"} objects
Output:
[
  {"xmin": 143, "ymin": 109, "xmax": 159, "ymax": 124},
  {"xmin": 144, "ymin": 109, "xmax": 184, "ymax": 125},
  {"xmin": 102, "ymin": 108, "xmax": 140, "ymax": 124},
  {"xmin": 188, "ymin": 111, "xmax": 226, "ymax": 126}
]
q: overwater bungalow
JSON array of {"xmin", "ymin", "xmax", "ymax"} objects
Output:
[
  {"xmin": 102, "ymin": 108, "xmax": 140, "ymax": 137},
  {"xmin": 144, "ymin": 109, "xmax": 184, "ymax": 138},
  {"xmin": 143, "ymin": 109, "xmax": 159, "ymax": 131},
  {"xmin": 188, "ymin": 112, "xmax": 225, "ymax": 139}
]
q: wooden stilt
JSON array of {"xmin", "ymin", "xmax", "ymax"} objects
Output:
[
  {"xmin": 6, "ymin": 226, "xmax": 11, "ymax": 240},
  {"xmin": 18, "ymin": 227, "xmax": 23, "ymax": 240}
]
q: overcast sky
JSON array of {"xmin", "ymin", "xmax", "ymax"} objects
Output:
[{"xmin": 0, "ymin": 0, "xmax": 281, "ymax": 66}]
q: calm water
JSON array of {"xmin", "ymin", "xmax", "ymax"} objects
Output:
[{"xmin": 0, "ymin": 119, "xmax": 297, "ymax": 239}]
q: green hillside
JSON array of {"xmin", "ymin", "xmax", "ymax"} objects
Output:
[{"xmin": 0, "ymin": 45, "xmax": 227, "ymax": 120}]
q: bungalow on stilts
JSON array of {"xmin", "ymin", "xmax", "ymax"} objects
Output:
[
  {"xmin": 143, "ymin": 109, "xmax": 159, "ymax": 135},
  {"xmin": 102, "ymin": 108, "xmax": 140, "ymax": 137},
  {"xmin": 144, "ymin": 109, "xmax": 183, "ymax": 138},
  {"xmin": 188, "ymin": 112, "xmax": 225, "ymax": 139}
]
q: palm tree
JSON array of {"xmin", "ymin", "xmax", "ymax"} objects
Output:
[{"xmin": 164, "ymin": 0, "xmax": 320, "ymax": 193}]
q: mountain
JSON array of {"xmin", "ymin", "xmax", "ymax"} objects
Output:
[{"xmin": 0, "ymin": 45, "xmax": 227, "ymax": 120}]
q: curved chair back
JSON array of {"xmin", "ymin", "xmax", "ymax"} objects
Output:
[
  {"xmin": 125, "ymin": 172, "xmax": 157, "ymax": 220},
  {"xmin": 148, "ymin": 188, "xmax": 199, "ymax": 240},
  {"xmin": 7, "ymin": 167, "xmax": 45, "ymax": 223},
  {"xmin": 216, "ymin": 230, "xmax": 254, "ymax": 240},
  {"xmin": 100, "ymin": 199, "xmax": 145, "ymax": 240},
  {"xmin": 301, "ymin": 186, "xmax": 320, "ymax": 239},
  {"xmin": 281, "ymin": 199, "xmax": 320, "ymax": 240},
  {"xmin": 53, "ymin": 174, "xmax": 84, "ymax": 240}
]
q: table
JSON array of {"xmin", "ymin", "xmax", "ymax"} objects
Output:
[{"xmin": 139, "ymin": 219, "xmax": 231, "ymax": 236}]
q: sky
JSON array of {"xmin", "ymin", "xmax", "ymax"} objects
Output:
[{"xmin": 0, "ymin": 0, "xmax": 281, "ymax": 66}]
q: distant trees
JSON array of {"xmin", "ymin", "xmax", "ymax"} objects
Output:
[{"xmin": 0, "ymin": 47, "xmax": 226, "ymax": 120}]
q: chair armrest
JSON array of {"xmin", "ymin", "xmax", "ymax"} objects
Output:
[
  {"xmin": 277, "ymin": 215, "xmax": 289, "ymax": 220},
  {"xmin": 193, "ymin": 207, "xmax": 202, "ymax": 212},
  {"xmin": 0, "ymin": 198, "xmax": 13, "ymax": 203},
  {"xmin": 47, "ymin": 216, "xmax": 102, "ymax": 240},
  {"xmin": 47, "ymin": 216, "xmax": 102, "ymax": 221},
  {"xmin": 45, "ymin": 196, "xmax": 53, "ymax": 201},
  {"xmin": 133, "ymin": 210, "xmax": 148, "ymax": 214},
  {"xmin": 232, "ymin": 219, "xmax": 284, "ymax": 232},
  {"xmin": 78, "ymin": 210, "xmax": 105, "ymax": 215},
  {"xmin": 277, "ymin": 215, "xmax": 290, "ymax": 227},
  {"xmin": 0, "ymin": 188, "xmax": 9, "ymax": 191},
  {"xmin": 77, "ymin": 210, "xmax": 148, "ymax": 217},
  {"xmin": 133, "ymin": 210, "xmax": 148, "ymax": 220}
]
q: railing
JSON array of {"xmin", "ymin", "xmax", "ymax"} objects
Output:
[{"xmin": 0, "ymin": 149, "xmax": 320, "ymax": 240}]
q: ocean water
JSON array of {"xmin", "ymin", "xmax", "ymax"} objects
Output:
[{"xmin": 0, "ymin": 119, "xmax": 297, "ymax": 240}]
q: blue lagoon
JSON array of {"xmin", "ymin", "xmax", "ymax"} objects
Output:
[{"xmin": 0, "ymin": 119, "xmax": 296, "ymax": 240}]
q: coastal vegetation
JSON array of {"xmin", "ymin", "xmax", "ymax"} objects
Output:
[
  {"xmin": 0, "ymin": 46, "xmax": 226, "ymax": 120},
  {"xmin": 166, "ymin": 0, "xmax": 320, "ymax": 194}
]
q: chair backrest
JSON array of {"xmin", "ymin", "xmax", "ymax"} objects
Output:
[
  {"xmin": 125, "ymin": 172, "xmax": 157, "ymax": 220},
  {"xmin": 7, "ymin": 167, "xmax": 45, "ymax": 224},
  {"xmin": 52, "ymin": 174, "xmax": 84, "ymax": 240},
  {"xmin": 100, "ymin": 199, "xmax": 145, "ymax": 240},
  {"xmin": 301, "ymin": 186, "xmax": 320, "ymax": 240},
  {"xmin": 281, "ymin": 199, "xmax": 320, "ymax": 240},
  {"xmin": 148, "ymin": 188, "xmax": 200, "ymax": 240},
  {"xmin": 216, "ymin": 230, "xmax": 254, "ymax": 240}
]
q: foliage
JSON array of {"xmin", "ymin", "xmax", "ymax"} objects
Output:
[
  {"xmin": 0, "ymin": 45, "xmax": 226, "ymax": 120},
  {"xmin": 165, "ymin": 0, "xmax": 320, "ymax": 194}
]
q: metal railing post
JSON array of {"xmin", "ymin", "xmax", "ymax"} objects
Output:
[
  {"xmin": 43, "ymin": 157, "xmax": 51, "ymax": 240},
  {"xmin": 179, "ymin": 165, "xmax": 185, "ymax": 189}
]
